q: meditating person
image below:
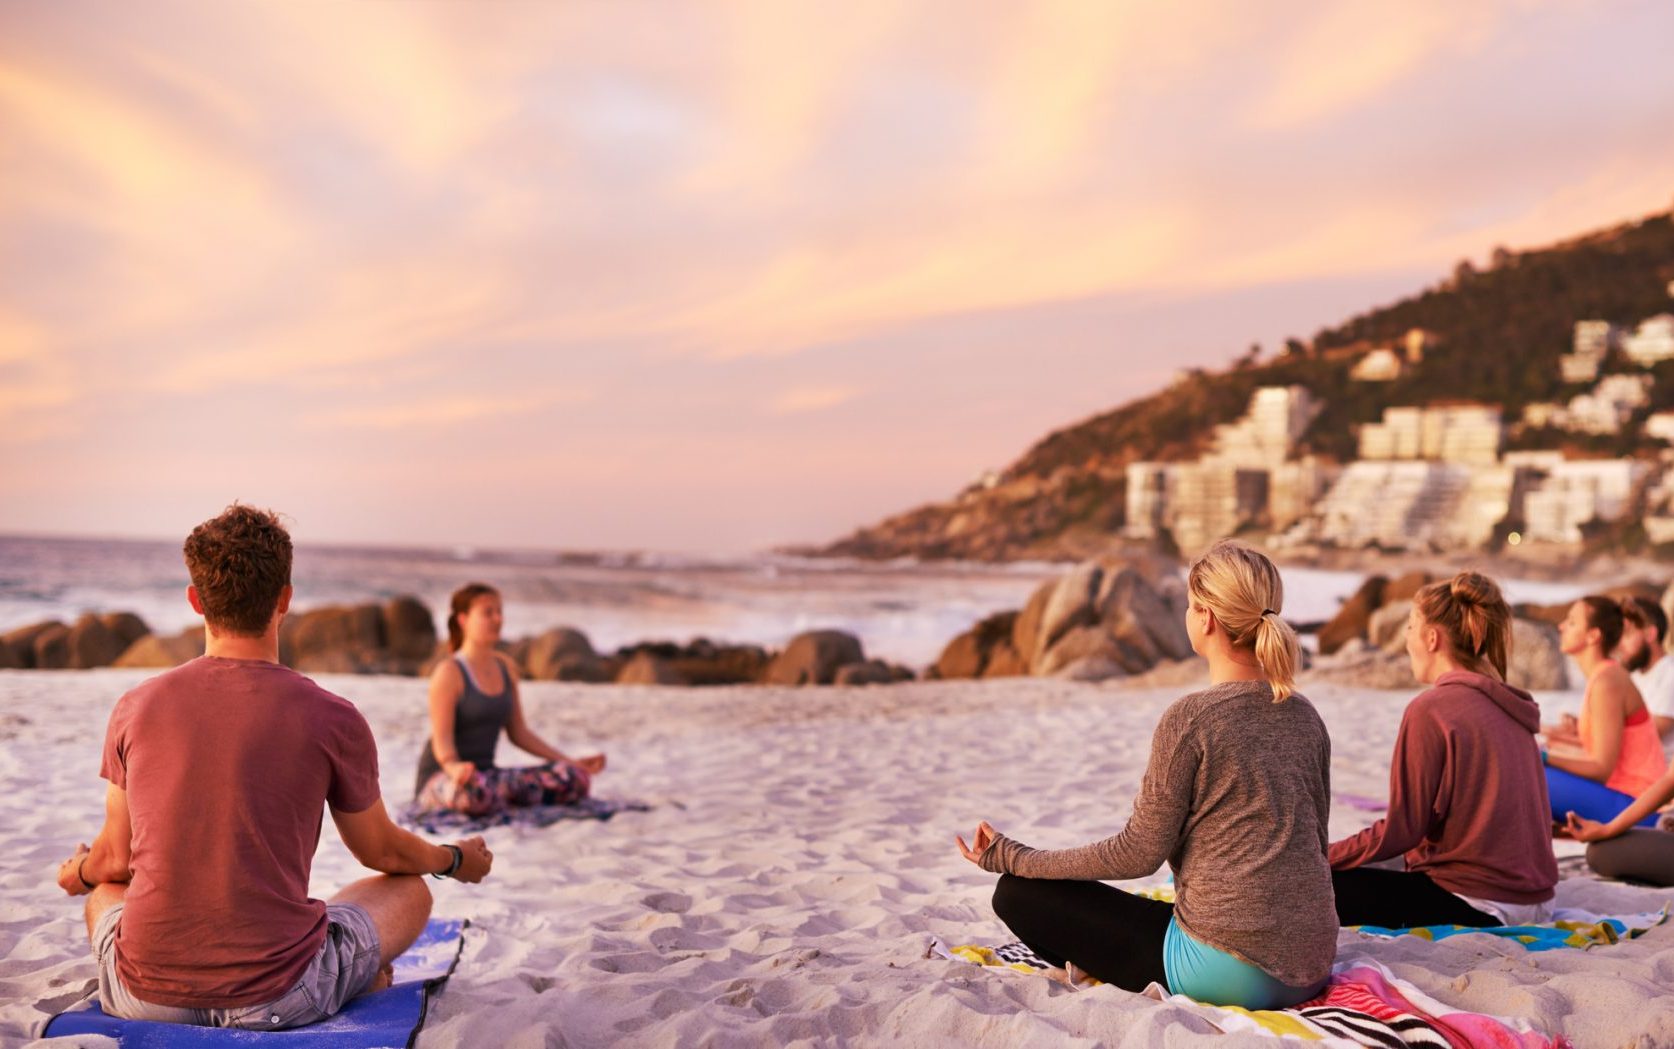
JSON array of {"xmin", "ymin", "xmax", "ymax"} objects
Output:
[
  {"xmin": 413, "ymin": 583, "xmax": 606, "ymax": 817},
  {"xmin": 1615, "ymin": 596, "xmax": 1674, "ymax": 741},
  {"xmin": 1566, "ymin": 761, "xmax": 1674, "ymax": 886},
  {"xmin": 1542, "ymin": 596, "xmax": 1664, "ymax": 826},
  {"xmin": 955, "ymin": 540, "xmax": 1335, "ymax": 1010},
  {"xmin": 54, "ymin": 504, "xmax": 492, "ymax": 1031},
  {"xmin": 1329, "ymin": 573, "xmax": 1557, "ymax": 928}
]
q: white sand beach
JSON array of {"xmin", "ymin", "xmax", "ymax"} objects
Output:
[{"xmin": 4, "ymin": 668, "xmax": 1673, "ymax": 1048}]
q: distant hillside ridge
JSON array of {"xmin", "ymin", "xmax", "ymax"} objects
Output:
[{"xmin": 817, "ymin": 204, "xmax": 1674, "ymax": 561}]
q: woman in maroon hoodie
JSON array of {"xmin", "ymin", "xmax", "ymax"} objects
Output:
[{"xmin": 1329, "ymin": 572, "xmax": 1558, "ymax": 928}]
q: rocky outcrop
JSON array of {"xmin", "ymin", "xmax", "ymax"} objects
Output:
[
  {"xmin": 68, "ymin": 613, "xmax": 128, "ymax": 669},
  {"xmin": 1318, "ymin": 576, "xmax": 1387, "ymax": 655},
  {"xmin": 278, "ymin": 600, "xmax": 437, "ymax": 675},
  {"xmin": 834, "ymin": 660, "xmax": 898, "ymax": 686},
  {"xmin": 115, "ymin": 627, "xmax": 205, "ymax": 668},
  {"xmin": 933, "ymin": 558, "xmax": 1190, "ymax": 684},
  {"xmin": 1509, "ymin": 618, "xmax": 1568, "ymax": 691},
  {"xmin": 525, "ymin": 628, "xmax": 598, "ymax": 680},
  {"xmin": 0, "ymin": 639, "xmax": 20, "ymax": 670},
  {"xmin": 615, "ymin": 652, "xmax": 685, "ymax": 685},
  {"xmin": 932, "ymin": 612, "xmax": 1019, "ymax": 680},
  {"xmin": 761, "ymin": 630, "xmax": 866, "ymax": 686},
  {"xmin": 1368, "ymin": 600, "xmax": 1412, "ymax": 652},
  {"xmin": 2, "ymin": 621, "xmax": 64, "ymax": 669}
]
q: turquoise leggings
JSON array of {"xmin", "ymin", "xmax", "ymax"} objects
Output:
[{"xmin": 1164, "ymin": 918, "xmax": 1327, "ymax": 1010}]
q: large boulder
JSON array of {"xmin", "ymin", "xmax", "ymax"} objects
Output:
[
  {"xmin": 68, "ymin": 613, "xmax": 127, "ymax": 669},
  {"xmin": 115, "ymin": 627, "xmax": 205, "ymax": 668},
  {"xmin": 1508, "ymin": 617, "xmax": 1568, "ymax": 691},
  {"xmin": 32, "ymin": 623, "xmax": 72, "ymax": 669},
  {"xmin": 615, "ymin": 652, "xmax": 686, "ymax": 685},
  {"xmin": 1097, "ymin": 566, "xmax": 1192, "ymax": 664},
  {"xmin": 2, "ymin": 621, "xmax": 64, "ymax": 669},
  {"xmin": 1318, "ymin": 576, "xmax": 1388, "ymax": 655},
  {"xmin": 1034, "ymin": 563, "xmax": 1104, "ymax": 664},
  {"xmin": 1307, "ymin": 648, "xmax": 1415, "ymax": 689},
  {"xmin": 381, "ymin": 597, "xmax": 437, "ymax": 662},
  {"xmin": 282, "ymin": 603, "xmax": 386, "ymax": 673},
  {"xmin": 1370, "ymin": 600, "xmax": 1413, "ymax": 652},
  {"xmin": 761, "ymin": 630, "xmax": 865, "ymax": 686},
  {"xmin": 933, "ymin": 611, "xmax": 1018, "ymax": 680},
  {"xmin": 981, "ymin": 640, "xmax": 1027, "ymax": 678},
  {"xmin": 98, "ymin": 612, "xmax": 151, "ymax": 649},
  {"xmin": 1010, "ymin": 582, "xmax": 1054, "ymax": 669},
  {"xmin": 834, "ymin": 660, "xmax": 896, "ymax": 686},
  {"xmin": 1036, "ymin": 624, "xmax": 1124, "ymax": 678},
  {"xmin": 1385, "ymin": 571, "xmax": 1437, "ymax": 603},
  {"xmin": 525, "ymin": 628, "xmax": 597, "ymax": 680},
  {"xmin": 0, "ymin": 639, "xmax": 20, "ymax": 670}
]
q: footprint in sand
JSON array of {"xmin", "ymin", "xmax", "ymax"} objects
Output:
[{"xmin": 641, "ymin": 891, "xmax": 693, "ymax": 914}]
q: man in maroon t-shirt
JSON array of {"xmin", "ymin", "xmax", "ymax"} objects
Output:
[{"xmin": 55, "ymin": 504, "xmax": 494, "ymax": 1030}]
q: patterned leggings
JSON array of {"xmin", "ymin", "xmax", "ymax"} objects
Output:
[{"xmin": 414, "ymin": 763, "xmax": 591, "ymax": 817}]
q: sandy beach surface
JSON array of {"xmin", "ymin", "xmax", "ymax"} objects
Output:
[{"xmin": 3, "ymin": 668, "xmax": 1672, "ymax": 1048}]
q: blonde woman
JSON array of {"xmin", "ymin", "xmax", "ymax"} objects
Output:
[
  {"xmin": 1330, "ymin": 573, "xmax": 1557, "ymax": 928},
  {"xmin": 955, "ymin": 541, "xmax": 1336, "ymax": 1009}
]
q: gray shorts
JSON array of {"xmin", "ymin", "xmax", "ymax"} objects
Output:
[{"xmin": 92, "ymin": 901, "xmax": 382, "ymax": 1030}]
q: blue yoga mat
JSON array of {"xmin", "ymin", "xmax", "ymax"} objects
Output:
[{"xmin": 41, "ymin": 918, "xmax": 465, "ymax": 1048}]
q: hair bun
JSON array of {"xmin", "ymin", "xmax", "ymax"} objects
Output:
[{"xmin": 1449, "ymin": 571, "xmax": 1500, "ymax": 608}]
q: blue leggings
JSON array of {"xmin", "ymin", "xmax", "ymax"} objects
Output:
[{"xmin": 1545, "ymin": 766, "xmax": 1658, "ymax": 826}]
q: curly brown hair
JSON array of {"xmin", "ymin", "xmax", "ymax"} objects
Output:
[{"xmin": 183, "ymin": 504, "xmax": 293, "ymax": 636}]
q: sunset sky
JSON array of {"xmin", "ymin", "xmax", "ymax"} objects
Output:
[{"xmin": 3, "ymin": 1, "xmax": 1673, "ymax": 552}]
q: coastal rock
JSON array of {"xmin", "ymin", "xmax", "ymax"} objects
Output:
[
  {"xmin": 1370, "ymin": 600, "xmax": 1413, "ymax": 652},
  {"xmin": 98, "ymin": 612, "xmax": 151, "ymax": 649},
  {"xmin": 1035, "ymin": 563, "xmax": 1103, "ymax": 663},
  {"xmin": 115, "ymin": 628, "xmax": 205, "ymax": 668},
  {"xmin": 553, "ymin": 655, "xmax": 613, "ymax": 683},
  {"xmin": 1011, "ymin": 583, "xmax": 1053, "ymax": 669},
  {"xmin": 32, "ymin": 624, "xmax": 72, "ymax": 669},
  {"xmin": 2, "ymin": 621, "xmax": 64, "ymax": 670},
  {"xmin": 612, "ymin": 639, "xmax": 769, "ymax": 686},
  {"xmin": 933, "ymin": 611, "xmax": 1018, "ymax": 680},
  {"xmin": 1306, "ymin": 648, "xmax": 1413, "ymax": 689},
  {"xmin": 281, "ymin": 603, "xmax": 386, "ymax": 672},
  {"xmin": 761, "ymin": 631, "xmax": 865, "ymax": 686},
  {"xmin": 68, "ymin": 613, "xmax": 126, "ymax": 669},
  {"xmin": 615, "ymin": 652, "xmax": 685, "ymax": 686},
  {"xmin": 1508, "ymin": 618, "xmax": 1568, "ymax": 691},
  {"xmin": 525, "ymin": 628, "xmax": 597, "ymax": 681},
  {"xmin": 1036, "ymin": 625, "xmax": 1125, "ymax": 678},
  {"xmin": 834, "ymin": 660, "xmax": 896, "ymax": 686},
  {"xmin": 381, "ymin": 598, "xmax": 437, "ymax": 662},
  {"xmin": 1318, "ymin": 576, "xmax": 1388, "ymax": 655},
  {"xmin": 1385, "ymin": 571, "xmax": 1437, "ymax": 603},
  {"xmin": 0, "ymin": 640, "xmax": 18, "ymax": 669},
  {"xmin": 981, "ymin": 640, "xmax": 1027, "ymax": 678},
  {"xmin": 1097, "ymin": 566, "xmax": 1192, "ymax": 663}
]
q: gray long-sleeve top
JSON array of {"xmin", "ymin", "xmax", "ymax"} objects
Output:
[{"xmin": 979, "ymin": 679, "xmax": 1338, "ymax": 987}]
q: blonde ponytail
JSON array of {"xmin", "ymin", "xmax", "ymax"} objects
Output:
[{"xmin": 1187, "ymin": 540, "xmax": 1299, "ymax": 702}]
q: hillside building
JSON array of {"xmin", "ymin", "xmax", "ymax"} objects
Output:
[
  {"xmin": 1562, "ymin": 374, "xmax": 1651, "ymax": 434},
  {"xmin": 1647, "ymin": 411, "xmax": 1674, "ymax": 444},
  {"xmin": 1358, "ymin": 404, "xmax": 1502, "ymax": 465},
  {"xmin": 1520, "ymin": 459, "xmax": 1647, "ymax": 544},
  {"xmin": 1206, "ymin": 385, "xmax": 1319, "ymax": 468},
  {"xmin": 1298, "ymin": 460, "xmax": 1516, "ymax": 551},
  {"xmin": 1623, "ymin": 314, "xmax": 1674, "ymax": 366}
]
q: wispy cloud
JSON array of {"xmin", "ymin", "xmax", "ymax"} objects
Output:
[
  {"xmin": 768, "ymin": 384, "xmax": 863, "ymax": 416},
  {"xmin": 302, "ymin": 389, "xmax": 593, "ymax": 432}
]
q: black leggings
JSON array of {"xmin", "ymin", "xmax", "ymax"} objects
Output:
[
  {"xmin": 1331, "ymin": 867, "xmax": 1502, "ymax": 928},
  {"xmin": 1586, "ymin": 829, "xmax": 1674, "ymax": 885},
  {"xmin": 991, "ymin": 874, "xmax": 1172, "ymax": 992}
]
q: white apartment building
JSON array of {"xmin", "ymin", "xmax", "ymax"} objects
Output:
[
  {"xmin": 1123, "ymin": 463, "xmax": 1169, "ymax": 539},
  {"xmin": 1573, "ymin": 320, "xmax": 1617, "ymax": 357},
  {"xmin": 1520, "ymin": 460, "xmax": 1648, "ymax": 544},
  {"xmin": 1623, "ymin": 315, "xmax": 1674, "ymax": 366},
  {"xmin": 1647, "ymin": 412, "xmax": 1674, "ymax": 444},
  {"xmin": 1207, "ymin": 385, "xmax": 1319, "ymax": 468},
  {"xmin": 1303, "ymin": 460, "xmax": 1510, "ymax": 551},
  {"xmin": 1563, "ymin": 374, "xmax": 1651, "ymax": 434},
  {"xmin": 1358, "ymin": 404, "xmax": 1502, "ymax": 465},
  {"xmin": 1559, "ymin": 353, "xmax": 1602, "ymax": 384}
]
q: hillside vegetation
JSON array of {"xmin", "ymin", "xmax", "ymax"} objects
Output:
[{"xmin": 821, "ymin": 206, "xmax": 1674, "ymax": 561}]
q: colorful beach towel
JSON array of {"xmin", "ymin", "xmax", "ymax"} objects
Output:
[
  {"xmin": 41, "ymin": 918, "xmax": 466, "ymax": 1048},
  {"xmin": 400, "ymin": 795, "xmax": 650, "ymax": 835},
  {"xmin": 1349, "ymin": 906, "xmax": 1668, "ymax": 951},
  {"xmin": 934, "ymin": 940, "xmax": 1565, "ymax": 1047}
]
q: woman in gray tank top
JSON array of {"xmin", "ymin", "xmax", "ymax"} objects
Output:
[{"xmin": 413, "ymin": 583, "xmax": 607, "ymax": 817}]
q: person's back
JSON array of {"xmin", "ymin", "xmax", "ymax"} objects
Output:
[
  {"xmin": 1163, "ymin": 681, "xmax": 1336, "ymax": 985},
  {"xmin": 1340, "ymin": 672, "xmax": 1556, "ymax": 904},
  {"xmin": 107, "ymin": 657, "xmax": 378, "ymax": 1006}
]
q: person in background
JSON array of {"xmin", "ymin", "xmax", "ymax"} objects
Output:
[
  {"xmin": 1616, "ymin": 596, "xmax": 1674, "ymax": 741},
  {"xmin": 1329, "ymin": 573, "xmax": 1557, "ymax": 928},
  {"xmin": 955, "ymin": 540, "xmax": 1336, "ymax": 1010},
  {"xmin": 1566, "ymin": 761, "xmax": 1674, "ymax": 885},
  {"xmin": 55, "ymin": 504, "xmax": 492, "ymax": 1031},
  {"xmin": 1542, "ymin": 597, "xmax": 1664, "ymax": 826},
  {"xmin": 414, "ymin": 583, "xmax": 605, "ymax": 817}
]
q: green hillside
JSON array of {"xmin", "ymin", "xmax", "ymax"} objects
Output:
[{"xmin": 822, "ymin": 206, "xmax": 1674, "ymax": 561}]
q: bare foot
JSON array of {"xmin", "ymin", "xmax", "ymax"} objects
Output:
[{"xmin": 367, "ymin": 963, "xmax": 394, "ymax": 994}]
